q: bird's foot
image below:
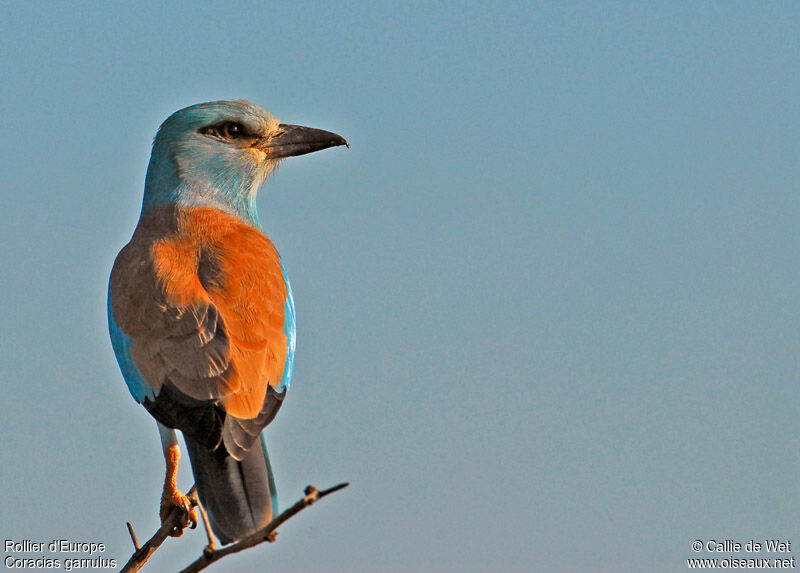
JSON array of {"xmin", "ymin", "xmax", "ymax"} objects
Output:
[{"xmin": 160, "ymin": 487, "xmax": 198, "ymax": 537}]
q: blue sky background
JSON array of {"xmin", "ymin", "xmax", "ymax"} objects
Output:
[{"xmin": 1, "ymin": 2, "xmax": 798, "ymax": 571}]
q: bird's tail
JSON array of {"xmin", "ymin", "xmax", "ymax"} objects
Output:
[{"xmin": 185, "ymin": 433, "xmax": 278, "ymax": 544}]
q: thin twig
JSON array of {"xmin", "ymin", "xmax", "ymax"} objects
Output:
[
  {"xmin": 121, "ymin": 485, "xmax": 198, "ymax": 573},
  {"xmin": 194, "ymin": 494, "xmax": 218, "ymax": 553},
  {"xmin": 126, "ymin": 522, "xmax": 141, "ymax": 551},
  {"xmin": 178, "ymin": 482, "xmax": 350, "ymax": 573}
]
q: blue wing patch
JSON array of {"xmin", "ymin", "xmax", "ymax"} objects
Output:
[
  {"xmin": 107, "ymin": 285, "xmax": 156, "ymax": 403},
  {"xmin": 277, "ymin": 260, "xmax": 296, "ymax": 393}
]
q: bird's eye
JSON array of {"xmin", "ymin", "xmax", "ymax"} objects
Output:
[
  {"xmin": 220, "ymin": 122, "xmax": 242, "ymax": 139},
  {"xmin": 200, "ymin": 122, "xmax": 246, "ymax": 140}
]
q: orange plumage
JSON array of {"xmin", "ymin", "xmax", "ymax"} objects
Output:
[{"xmin": 110, "ymin": 205, "xmax": 287, "ymax": 420}]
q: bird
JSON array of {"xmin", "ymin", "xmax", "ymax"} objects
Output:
[{"xmin": 108, "ymin": 99, "xmax": 347, "ymax": 543}]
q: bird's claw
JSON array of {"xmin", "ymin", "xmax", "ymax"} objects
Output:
[{"xmin": 160, "ymin": 489, "xmax": 198, "ymax": 537}]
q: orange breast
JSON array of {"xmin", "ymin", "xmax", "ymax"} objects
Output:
[{"xmin": 151, "ymin": 207, "xmax": 288, "ymax": 419}]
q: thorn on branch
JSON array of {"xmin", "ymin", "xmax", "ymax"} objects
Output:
[
  {"xmin": 126, "ymin": 522, "xmax": 141, "ymax": 551},
  {"xmin": 303, "ymin": 485, "xmax": 319, "ymax": 504}
]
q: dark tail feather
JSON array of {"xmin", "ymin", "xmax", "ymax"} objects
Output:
[{"xmin": 185, "ymin": 434, "xmax": 277, "ymax": 544}]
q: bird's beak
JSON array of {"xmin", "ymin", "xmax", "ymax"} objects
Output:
[{"xmin": 260, "ymin": 124, "xmax": 349, "ymax": 158}]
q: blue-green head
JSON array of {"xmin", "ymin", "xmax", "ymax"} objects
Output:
[{"xmin": 142, "ymin": 99, "xmax": 347, "ymax": 225}]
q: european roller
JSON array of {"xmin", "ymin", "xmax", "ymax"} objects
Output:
[{"xmin": 108, "ymin": 100, "xmax": 347, "ymax": 543}]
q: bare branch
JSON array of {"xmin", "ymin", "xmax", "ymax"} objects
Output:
[
  {"xmin": 121, "ymin": 482, "xmax": 348, "ymax": 572},
  {"xmin": 178, "ymin": 482, "xmax": 350, "ymax": 573}
]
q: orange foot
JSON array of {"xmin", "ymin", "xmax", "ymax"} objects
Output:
[
  {"xmin": 160, "ymin": 443, "xmax": 198, "ymax": 537},
  {"xmin": 160, "ymin": 486, "xmax": 198, "ymax": 537}
]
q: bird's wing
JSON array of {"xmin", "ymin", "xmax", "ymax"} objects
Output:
[{"xmin": 108, "ymin": 207, "xmax": 290, "ymax": 423}]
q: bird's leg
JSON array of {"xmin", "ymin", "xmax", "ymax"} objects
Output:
[{"xmin": 157, "ymin": 423, "xmax": 198, "ymax": 537}]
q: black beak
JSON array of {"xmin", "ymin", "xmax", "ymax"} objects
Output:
[{"xmin": 262, "ymin": 124, "xmax": 348, "ymax": 158}]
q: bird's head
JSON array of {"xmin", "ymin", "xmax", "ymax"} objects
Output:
[{"xmin": 142, "ymin": 99, "xmax": 347, "ymax": 225}]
